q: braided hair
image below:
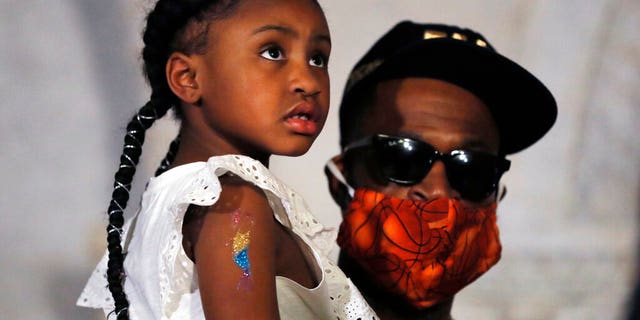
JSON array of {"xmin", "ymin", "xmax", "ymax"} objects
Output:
[{"xmin": 105, "ymin": 1, "xmax": 240, "ymax": 318}]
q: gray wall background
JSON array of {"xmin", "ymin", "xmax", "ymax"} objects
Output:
[{"xmin": 1, "ymin": 0, "xmax": 638, "ymax": 319}]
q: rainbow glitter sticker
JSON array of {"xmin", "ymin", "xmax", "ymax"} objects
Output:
[{"xmin": 230, "ymin": 210, "xmax": 253, "ymax": 290}]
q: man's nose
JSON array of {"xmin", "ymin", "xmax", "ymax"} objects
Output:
[{"xmin": 407, "ymin": 161, "xmax": 456, "ymax": 201}]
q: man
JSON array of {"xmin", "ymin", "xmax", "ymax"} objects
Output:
[{"xmin": 325, "ymin": 21, "xmax": 557, "ymax": 319}]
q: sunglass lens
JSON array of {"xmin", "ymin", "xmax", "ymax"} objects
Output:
[
  {"xmin": 375, "ymin": 137, "xmax": 431, "ymax": 184},
  {"xmin": 447, "ymin": 152, "xmax": 500, "ymax": 201}
]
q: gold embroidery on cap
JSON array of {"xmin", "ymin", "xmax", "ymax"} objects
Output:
[
  {"xmin": 346, "ymin": 59, "xmax": 384, "ymax": 91},
  {"xmin": 452, "ymin": 32, "xmax": 467, "ymax": 41},
  {"xmin": 423, "ymin": 30, "xmax": 447, "ymax": 40},
  {"xmin": 475, "ymin": 39, "xmax": 488, "ymax": 47}
]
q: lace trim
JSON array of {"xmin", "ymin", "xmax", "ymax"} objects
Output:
[
  {"xmin": 77, "ymin": 217, "xmax": 136, "ymax": 315},
  {"xmin": 77, "ymin": 254, "xmax": 113, "ymax": 309},
  {"xmin": 323, "ymin": 259, "xmax": 379, "ymax": 319},
  {"xmin": 160, "ymin": 164, "xmax": 221, "ymax": 317},
  {"xmin": 79, "ymin": 155, "xmax": 378, "ymax": 319}
]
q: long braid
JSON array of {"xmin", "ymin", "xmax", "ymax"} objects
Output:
[
  {"xmin": 155, "ymin": 134, "xmax": 181, "ymax": 177},
  {"xmin": 104, "ymin": 1, "xmax": 242, "ymax": 318},
  {"xmin": 106, "ymin": 99, "xmax": 171, "ymax": 319}
]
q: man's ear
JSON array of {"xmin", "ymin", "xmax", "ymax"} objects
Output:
[
  {"xmin": 166, "ymin": 52, "xmax": 200, "ymax": 105},
  {"xmin": 324, "ymin": 154, "xmax": 352, "ymax": 213}
]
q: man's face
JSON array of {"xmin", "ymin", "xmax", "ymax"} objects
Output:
[{"xmin": 346, "ymin": 77, "xmax": 501, "ymax": 207}]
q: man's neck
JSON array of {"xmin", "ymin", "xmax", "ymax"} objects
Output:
[{"xmin": 338, "ymin": 252, "xmax": 454, "ymax": 320}]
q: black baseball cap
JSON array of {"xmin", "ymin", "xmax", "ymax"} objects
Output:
[{"xmin": 339, "ymin": 21, "xmax": 557, "ymax": 155}]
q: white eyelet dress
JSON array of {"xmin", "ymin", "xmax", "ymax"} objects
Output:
[{"xmin": 77, "ymin": 155, "xmax": 378, "ymax": 320}]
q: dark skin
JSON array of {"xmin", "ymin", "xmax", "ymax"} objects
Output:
[
  {"xmin": 327, "ymin": 78, "xmax": 501, "ymax": 320},
  {"xmin": 180, "ymin": 174, "xmax": 321, "ymax": 318},
  {"xmin": 164, "ymin": 0, "xmax": 331, "ymax": 318}
]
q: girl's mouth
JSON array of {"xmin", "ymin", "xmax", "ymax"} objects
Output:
[
  {"xmin": 289, "ymin": 114, "xmax": 311, "ymax": 121},
  {"xmin": 284, "ymin": 103, "xmax": 319, "ymax": 135}
]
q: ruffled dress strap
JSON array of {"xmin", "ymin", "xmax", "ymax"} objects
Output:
[{"xmin": 78, "ymin": 155, "xmax": 377, "ymax": 319}]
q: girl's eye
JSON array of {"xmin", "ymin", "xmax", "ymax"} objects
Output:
[
  {"xmin": 309, "ymin": 54, "xmax": 327, "ymax": 68},
  {"xmin": 260, "ymin": 47, "xmax": 284, "ymax": 61}
]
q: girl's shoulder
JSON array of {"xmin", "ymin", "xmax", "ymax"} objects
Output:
[
  {"xmin": 146, "ymin": 154, "xmax": 288, "ymax": 210},
  {"xmin": 181, "ymin": 170, "xmax": 274, "ymax": 258},
  {"xmin": 178, "ymin": 157, "xmax": 283, "ymax": 319},
  {"xmin": 204, "ymin": 155, "xmax": 289, "ymax": 200}
]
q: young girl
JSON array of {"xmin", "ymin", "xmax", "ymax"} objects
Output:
[{"xmin": 77, "ymin": 0, "xmax": 378, "ymax": 319}]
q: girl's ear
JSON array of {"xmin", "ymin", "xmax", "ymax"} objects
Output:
[{"xmin": 166, "ymin": 52, "xmax": 201, "ymax": 104}]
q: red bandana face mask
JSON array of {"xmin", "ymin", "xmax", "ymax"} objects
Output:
[{"xmin": 337, "ymin": 188, "xmax": 502, "ymax": 309}]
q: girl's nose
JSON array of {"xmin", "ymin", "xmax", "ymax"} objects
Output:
[
  {"xmin": 290, "ymin": 64, "xmax": 322, "ymax": 97},
  {"xmin": 407, "ymin": 161, "xmax": 457, "ymax": 202}
]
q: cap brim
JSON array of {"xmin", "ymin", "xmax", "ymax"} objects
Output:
[{"xmin": 346, "ymin": 38, "xmax": 557, "ymax": 155}]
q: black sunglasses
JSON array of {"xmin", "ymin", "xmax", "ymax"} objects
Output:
[{"xmin": 344, "ymin": 134, "xmax": 511, "ymax": 202}]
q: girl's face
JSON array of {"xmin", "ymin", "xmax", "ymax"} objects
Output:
[{"xmin": 188, "ymin": 0, "xmax": 331, "ymax": 162}]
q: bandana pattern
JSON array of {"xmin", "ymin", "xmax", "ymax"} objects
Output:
[{"xmin": 337, "ymin": 188, "xmax": 502, "ymax": 309}]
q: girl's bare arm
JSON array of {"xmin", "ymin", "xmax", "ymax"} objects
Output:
[{"xmin": 185, "ymin": 176, "xmax": 280, "ymax": 320}]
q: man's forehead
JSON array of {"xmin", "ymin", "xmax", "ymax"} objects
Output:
[{"xmin": 363, "ymin": 78, "xmax": 500, "ymax": 152}]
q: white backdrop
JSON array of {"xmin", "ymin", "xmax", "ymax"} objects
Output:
[{"xmin": 0, "ymin": 0, "xmax": 638, "ymax": 319}]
